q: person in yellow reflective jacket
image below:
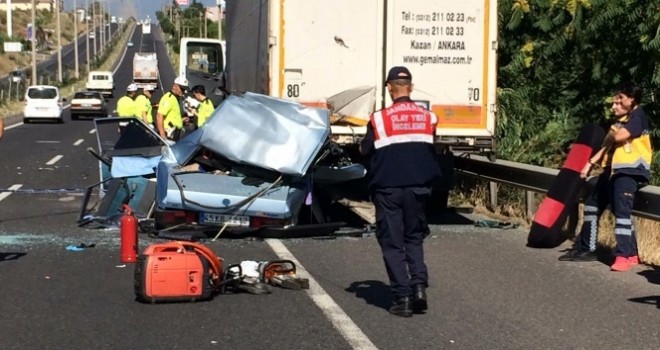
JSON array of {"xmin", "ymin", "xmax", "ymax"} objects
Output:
[
  {"xmin": 134, "ymin": 85, "xmax": 155, "ymax": 126},
  {"xmin": 156, "ymin": 76, "xmax": 187, "ymax": 141},
  {"xmin": 116, "ymin": 83, "xmax": 138, "ymax": 117},
  {"xmin": 187, "ymin": 85, "xmax": 215, "ymax": 128},
  {"xmin": 560, "ymin": 82, "xmax": 653, "ymax": 272}
]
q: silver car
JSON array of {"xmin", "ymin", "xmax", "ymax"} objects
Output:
[{"xmin": 83, "ymin": 92, "xmax": 366, "ymax": 237}]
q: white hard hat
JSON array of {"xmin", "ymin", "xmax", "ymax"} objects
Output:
[
  {"xmin": 127, "ymin": 83, "xmax": 138, "ymax": 92},
  {"xmin": 174, "ymin": 76, "xmax": 189, "ymax": 88}
]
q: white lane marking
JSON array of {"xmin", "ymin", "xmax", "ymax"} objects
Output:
[
  {"xmin": 6, "ymin": 122, "xmax": 23, "ymax": 130},
  {"xmin": 0, "ymin": 184, "xmax": 22, "ymax": 202},
  {"xmin": 73, "ymin": 139, "xmax": 84, "ymax": 146},
  {"xmin": 89, "ymin": 129, "xmax": 96, "ymax": 134},
  {"xmin": 266, "ymin": 239, "xmax": 378, "ymax": 350},
  {"xmin": 46, "ymin": 155, "xmax": 63, "ymax": 165}
]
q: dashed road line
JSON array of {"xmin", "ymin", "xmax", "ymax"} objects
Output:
[
  {"xmin": 46, "ymin": 155, "xmax": 63, "ymax": 165},
  {"xmin": 266, "ymin": 239, "xmax": 378, "ymax": 350},
  {"xmin": 73, "ymin": 139, "xmax": 84, "ymax": 146},
  {"xmin": 0, "ymin": 184, "xmax": 22, "ymax": 202},
  {"xmin": 89, "ymin": 129, "xmax": 96, "ymax": 134}
]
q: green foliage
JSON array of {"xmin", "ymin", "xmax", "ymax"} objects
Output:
[{"xmin": 497, "ymin": 0, "xmax": 660, "ymax": 185}]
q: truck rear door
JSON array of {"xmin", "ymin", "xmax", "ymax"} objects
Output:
[
  {"xmin": 384, "ymin": 0, "xmax": 498, "ymax": 147},
  {"xmin": 271, "ymin": 0, "xmax": 384, "ymax": 126}
]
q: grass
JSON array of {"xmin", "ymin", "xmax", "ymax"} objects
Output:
[
  {"xmin": 452, "ymin": 178, "xmax": 660, "ymax": 266},
  {"xmin": 0, "ymin": 9, "xmax": 89, "ymax": 77}
]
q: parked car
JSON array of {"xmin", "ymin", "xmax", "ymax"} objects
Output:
[
  {"xmin": 89, "ymin": 32, "xmax": 96, "ymax": 40},
  {"xmin": 127, "ymin": 41, "xmax": 134, "ymax": 47},
  {"xmin": 82, "ymin": 92, "xmax": 366, "ymax": 237},
  {"xmin": 70, "ymin": 91, "xmax": 108, "ymax": 120},
  {"xmin": 23, "ymin": 85, "xmax": 65, "ymax": 123},
  {"xmin": 10, "ymin": 69, "xmax": 26, "ymax": 83}
]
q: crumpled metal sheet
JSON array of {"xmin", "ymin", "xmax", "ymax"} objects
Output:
[{"xmin": 169, "ymin": 92, "xmax": 331, "ymax": 176}]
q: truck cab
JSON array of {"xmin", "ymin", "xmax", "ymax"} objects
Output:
[{"xmin": 179, "ymin": 38, "xmax": 226, "ymax": 106}]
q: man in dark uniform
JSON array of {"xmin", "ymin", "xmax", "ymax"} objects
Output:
[{"xmin": 360, "ymin": 66, "xmax": 441, "ymax": 317}]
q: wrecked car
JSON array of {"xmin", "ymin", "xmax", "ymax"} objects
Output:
[{"xmin": 80, "ymin": 92, "xmax": 366, "ymax": 237}]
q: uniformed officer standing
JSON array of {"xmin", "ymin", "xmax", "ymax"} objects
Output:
[
  {"xmin": 156, "ymin": 76, "xmax": 188, "ymax": 141},
  {"xmin": 360, "ymin": 66, "xmax": 441, "ymax": 317},
  {"xmin": 116, "ymin": 83, "xmax": 138, "ymax": 117},
  {"xmin": 134, "ymin": 85, "xmax": 155, "ymax": 127},
  {"xmin": 188, "ymin": 84, "xmax": 215, "ymax": 128}
]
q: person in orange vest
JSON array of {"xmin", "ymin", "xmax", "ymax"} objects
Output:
[{"xmin": 359, "ymin": 66, "xmax": 441, "ymax": 317}]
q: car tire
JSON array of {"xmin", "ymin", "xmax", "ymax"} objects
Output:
[
  {"xmin": 23, "ymin": 118, "xmax": 30, "ymax": 124},
  {"xmin": 72, "ymin": 115, "xmax": 79, "ymax": 121}
]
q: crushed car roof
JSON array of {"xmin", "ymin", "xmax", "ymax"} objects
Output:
[{"xmin": 165, "ymin": 92, "xmax": 331, "ymax": 177}]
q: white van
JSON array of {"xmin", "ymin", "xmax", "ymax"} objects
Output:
[
  {"xmin": 85, "ymin": 71, "xmax": 114, "ymax": 97},
  {"xmin": 23, "ymin": 85, "xmax": 65, "ymax": 123}
]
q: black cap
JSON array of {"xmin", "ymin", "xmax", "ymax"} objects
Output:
[{"xmin": 386, "ymin": 66, "xmax": 412, "ymax": 83}]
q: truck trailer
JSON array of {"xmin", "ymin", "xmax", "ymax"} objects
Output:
[
  {"xmin": 133, "ymin": 52, "xmax": 159, "ymax": 90},
  {"xmin": 223, "ymin": 0, "xmax": 498, "ymax": 152}
]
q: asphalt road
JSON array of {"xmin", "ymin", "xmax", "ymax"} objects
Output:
[{"xmin": 1, "ymin": 27, "xmax": 660, "ymax": 350}]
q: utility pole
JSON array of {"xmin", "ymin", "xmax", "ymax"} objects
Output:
[
  {"xmin": 7, "ymin": 0, "xmax": 12, "ymax": 37},
  {"xmin": 86, "ymin": 0, "xmax": 90, "ymax": 74},
  {"xmin": 99, "ymin": 2, "xmax": 104, "ymax": 53},
  {"xmin": 92, "ymin": 1, "xmax": 97, "ymax": 58},
  {"xmin": 74, "ymin": 0, "xmax": 79, "ymax": 79},
  {"xmin": 57, "ymin": 0, "xmax": 63, "ymax": 83},
  {"xmin": 31, "ymin": 0, "xmax": 37, "ymax": 84},
  {"xmin": 217, "ymin": 0, "xmax": 222, "ymax": 41}
]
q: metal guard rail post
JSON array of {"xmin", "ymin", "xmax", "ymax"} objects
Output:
[{"xmin": 453, "ymin": 154, "xmax": 660, "ymax": 221}]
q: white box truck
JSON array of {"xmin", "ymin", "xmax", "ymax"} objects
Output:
[
  {"xmin": 222, "ymin": 0, "xmax": 498, "ymax": 152},
  {"xmin": 142, "ymin": 23, "xmax": 151, "ymax": 35},
  {"xmin": 133, "ymin": 52, "xmax": 159, "ymax": 90}
]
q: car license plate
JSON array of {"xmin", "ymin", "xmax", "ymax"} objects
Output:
[
  {"xmin": 37, "ymin": 107, "xmax": 48, "ymax": 111},
  {"xmin": 200, "ymin": 213, "xmax": 250, "ymax": 226},
  {"xmin": 82, "ymin": 103, "xmax": 92, "ymax": 107}
]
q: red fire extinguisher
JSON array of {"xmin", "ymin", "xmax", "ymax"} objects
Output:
[{"xmin": 120, "ymin": 204, "xmax": 138, "ymax": 263}]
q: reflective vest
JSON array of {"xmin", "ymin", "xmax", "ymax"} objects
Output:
[
  {"xmin": 196, "ymin": 98, "xmax": 215, "ymax": 127},
  {"xmin": 134, "ymin": 94, "xmax": 153, "ymax": 123},
  {"xmin": 116, "ymin": 95, "xmax": 136, "ymax": 117},
  {"xmin": 611, "ymin": 110, "xmax": 653, "ymax": 178},
  {"xmin": 371, "ymin": 101, "xmax": 436, "ymax": 150},
  {"xmin": 157, "ymin": 92, "xmax": 183, "ymax": 129}
]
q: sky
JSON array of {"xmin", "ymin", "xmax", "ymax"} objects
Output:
[{"xmin": 63, "ymin": 0, "xmax": 225, "ymax": 22}]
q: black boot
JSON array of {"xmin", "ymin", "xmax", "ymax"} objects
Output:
[
  {"xmin": 389, "ymin": 296, "xmax": 413, "ymax": 317},
  {"xmin": 413, "ymin": 285, "xmax": 428, "ymax": 312}
]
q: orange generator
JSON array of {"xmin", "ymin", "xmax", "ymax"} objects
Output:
[{"xmin": 134, "ymin": 241, "xmax": 223, "ymax": 303}]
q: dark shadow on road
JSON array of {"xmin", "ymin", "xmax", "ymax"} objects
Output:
[
  {"xmin": 0, "ymin": 252, "xmax": 27, "ymax": 262},
  {"xmin": 637, "ymin": 268, "xmax": 660, "ymax": 285},
  {"xmin": 628, "ymin": 296, "xmax": 660, "ymax": 309},
  {"xmin": 345, "ymin": 280, "xmax": 391, "ymax": 311}
]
